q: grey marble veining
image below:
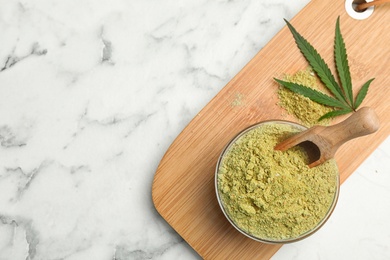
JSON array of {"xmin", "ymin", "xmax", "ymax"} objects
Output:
[{"xmin": 0, "ymin": 0, "xmax": 389, "ymax": 259}]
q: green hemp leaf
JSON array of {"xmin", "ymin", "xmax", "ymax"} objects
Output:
[{"xmin": 274, "ymin": 17, "xmax": 374, "ymax": 121}]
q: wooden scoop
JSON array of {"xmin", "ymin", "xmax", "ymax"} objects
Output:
[{"xmin": 274, "ymin": 107, "xmax": 380, "ymax": 168}]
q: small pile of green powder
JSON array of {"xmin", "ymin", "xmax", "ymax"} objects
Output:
[
  {"xmin": 231, "ymin": 92, "xmax": 245, "ymax": 107},
  {"xmin": 217, "ymin": 123, "xmax": 338, "ymax": 241},
  {"xmin": 278, "ymin": 69, "xmax": 334, "ymax": 127}
]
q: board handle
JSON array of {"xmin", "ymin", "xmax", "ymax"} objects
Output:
[{"xmin": 356, "ymin": 0, "xmax": 390, "ymax": 11}]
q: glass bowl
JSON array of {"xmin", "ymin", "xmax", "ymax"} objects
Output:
[{"xmin": 215, "ymin": 120, "xmax": 340, "ymax": 244}]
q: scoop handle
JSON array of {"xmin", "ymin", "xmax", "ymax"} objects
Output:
[{"xmin": 322, "ymin": 107, "xmax": 380, "ymax": 150}]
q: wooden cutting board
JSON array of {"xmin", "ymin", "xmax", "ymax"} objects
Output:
[{"xmin": 152, "ymin": 0, "xmax": 390, "ymax": 259}]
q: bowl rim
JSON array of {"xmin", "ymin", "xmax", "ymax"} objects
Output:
[{"xmin": 215, "ymin": 120, "xmax": 340, "ymax": 244}]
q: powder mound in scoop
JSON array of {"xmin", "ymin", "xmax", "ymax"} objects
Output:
[{"xmin": 217, "ymin": 122, "xmax": 338, "ymax": 241}]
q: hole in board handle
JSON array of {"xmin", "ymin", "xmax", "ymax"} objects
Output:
[
  {"xmin": 353, "ymin": 0, "xmax": 369, "ymax": 12},
  {"xmin": 346, "ymin": 0, "xmax": 374, "ymax": 20}
]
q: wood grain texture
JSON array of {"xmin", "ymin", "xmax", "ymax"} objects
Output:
[{"xmin": 152, "ymin": 0, "xmax": 390, "ymax": 259}]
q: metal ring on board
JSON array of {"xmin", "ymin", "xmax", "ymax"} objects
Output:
[{"xmin": 345, "ymin": 0, "xmax": 374, "ymax": 20}]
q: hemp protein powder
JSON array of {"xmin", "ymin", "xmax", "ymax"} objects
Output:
[{"xmin": 217, "ymin": 122, "xmax": 339, "ymax": 241}]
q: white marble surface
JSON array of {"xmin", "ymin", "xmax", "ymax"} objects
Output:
[{"xmin": 0, "ymin": 0, "xmax": 389, "ymax": 259}]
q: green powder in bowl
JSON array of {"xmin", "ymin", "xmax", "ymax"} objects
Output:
[{"xmin": 215, "ymin": 121, "xmax": 339, "ymax": 243}]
